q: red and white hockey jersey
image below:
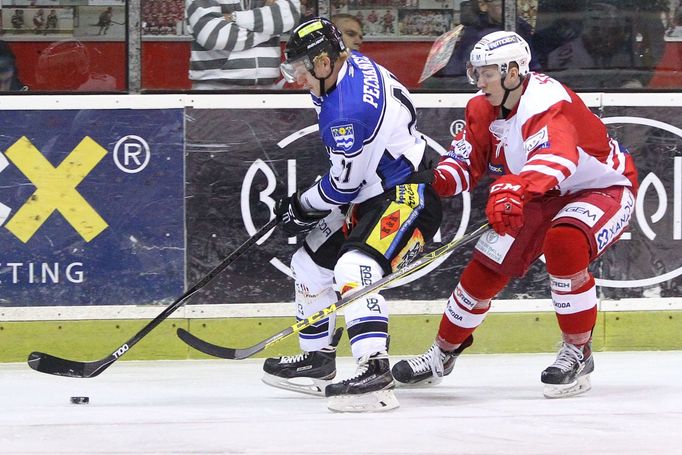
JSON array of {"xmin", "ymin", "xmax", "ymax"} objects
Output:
[{"xmin": 435, "ymin": 72, "xmax": 638, "ymax": 198}]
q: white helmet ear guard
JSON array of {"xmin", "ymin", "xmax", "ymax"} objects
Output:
[{"xmin": 467, "ymin": 31, "xmax": 531, "ymax": 84}]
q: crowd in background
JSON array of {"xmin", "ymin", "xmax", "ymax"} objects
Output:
[
  {"xmin": 425, "ymin": 0, "xmax": 673, "ymax": 89},
  {"xmin": 1, "ymin": 0, "xmax": 680, "ymax": 92}
]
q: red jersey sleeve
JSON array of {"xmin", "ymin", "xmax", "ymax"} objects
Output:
[{"xmin": 433, "ymin": 95, "xmax": 494, "ymax": 197}]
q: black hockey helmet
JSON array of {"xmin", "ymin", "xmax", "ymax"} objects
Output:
[{"xmin": 280, "ymin": 17, "xmax": 347, "ymax": 83}]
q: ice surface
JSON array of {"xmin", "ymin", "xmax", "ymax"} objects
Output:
[{"xmin": 1, "ymin": 351, "xmax": 681, "ymax": 454}]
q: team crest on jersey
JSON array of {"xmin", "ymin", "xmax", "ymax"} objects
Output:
[
  {"xmin": 331, "ymin": 124, "xmax": 355, "ymax": 151},
  {"xmin": 523, "ymin": 126, "xmax": 550, "ymax": 154}
]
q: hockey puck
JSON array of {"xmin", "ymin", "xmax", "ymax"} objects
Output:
[{"xmin": 70, "ymin": 396, "xmax": 89, "ymax": 404}]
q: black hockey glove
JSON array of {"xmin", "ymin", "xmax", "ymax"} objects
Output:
[
  {"xmin": 407, "ymin": 168, "xmax": 436, "ymax": 185},
  {"xmin": 275, "ymin": 192, "xmax": 331, "ymax": 236}
]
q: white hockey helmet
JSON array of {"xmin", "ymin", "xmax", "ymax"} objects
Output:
[{"xmin": 467, "ymin": 30, "xmax": 531, "ymax": 84}]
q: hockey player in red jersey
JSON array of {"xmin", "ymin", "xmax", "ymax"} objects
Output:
[{"xmin": 392, "ymin": 30, "xmax": 638, "ymax": 398}]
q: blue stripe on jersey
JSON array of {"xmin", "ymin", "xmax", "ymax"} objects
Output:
[
  {"xmin": 348, "ymin": 316, "xmax": 388, "ymax": 327},
  {"xmin": 349, "ymin": 332, "xmax": 389, "ymax": 344},
  {"xmin": 377, "ymin": 151, "xmax": 415, "ymax": 189},
  {"xmin": 299, "ymin": 331, "xmax": 330, "ymax": 340},
  {"xmin": 347, "ymin": 315, "xmax": 389, "ymax": 325},
  {"xmin": 319, "ymin": 173, "xmax": 360, "ymax": 204},
  {"xmin": 311, "ymin": 93, "xmax": 322, "ymax": 107},
  {"xmin": 385, "ymin": 183, "xmax": 426, "ymax": 258}
]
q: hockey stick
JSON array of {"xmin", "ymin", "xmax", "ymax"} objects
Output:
[
  {"xmin": 27, "ymin": 218, "xmax": 280, "ymax": 378},
  {"xmin": 177, "ymin": 223, "xmax": 489, "ymax": 360}
]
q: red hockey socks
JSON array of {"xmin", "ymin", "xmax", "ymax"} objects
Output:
[
  {"xmin": 544, "ymin": 225, "xmax": 597, "ymax": 342},
  {"xmin": 437, "ymin": 259, "xmax": 509, "ymax": 349}
]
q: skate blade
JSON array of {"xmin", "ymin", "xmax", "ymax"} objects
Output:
[
  {"xmin": 261, "ymin": 373, "xmax": 330, "ymax": 397},
  {"xmin": 395, "ymin": 374, "xmax": 444, "ymax": 388},
  {"xmin": 327, "ymin": 389, "xmax": 400, "ymax": 413},
  {"xmin": 543, "ymin": 375, "xmax": 592, "ymax": 399}
]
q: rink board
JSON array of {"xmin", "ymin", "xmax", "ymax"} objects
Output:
[
  {"xmin": 0, "ymin": 94, "xmax": 681, "ymax": 363},
  {"xmin": 0, "ymin": 108, "xmax": 185, "ymax": 306},
  {"xmin": 0, "ymin": 93, "xmax": 680, "ymax": 308},
  {"xmin": 1, "ymin": 310, "xmax": 680, "ymax": 363}
]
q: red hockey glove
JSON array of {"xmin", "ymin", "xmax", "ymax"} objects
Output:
[
  {"xmin": 485, "ymin": 175, "xmax": 528, "ymax": 235},
  {"xmin": 406, "ymin": 168, "xmax": 456, "ymax": 198}
]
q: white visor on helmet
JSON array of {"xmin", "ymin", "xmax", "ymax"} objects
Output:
[
  {"xmin": 280, "ymin": 55, "xmax": 314, "ymax": 83},
  {"xmin": 466, "ymin": 62, "xmax": 506, "ymax": 85}
]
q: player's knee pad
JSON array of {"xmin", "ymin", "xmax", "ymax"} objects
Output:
[
  {"xmin": 543, "ymin": 225, "xmax": 590, "ymax": 276},
  {"xmin": 333, "ymin": 249, "xmax": 384, "ymax": 297},
  {"xmin": 544, "ymin": 225, "xmax": 597, "ymax": 321},
  {"xmin": 334, "ymin": 249, "xmax": 388, "ymax": 358},
  {"xmin": 291, "ymin": 248, "xmax": 335, "ymax": 304},
  {"xmin": 460, "ymin": 259, "xmax": 510, "ymax": 300}
]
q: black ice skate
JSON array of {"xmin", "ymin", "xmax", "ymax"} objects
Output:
[
  {"xmin": 392, "ymin": 335, "xmax": 473, "ymax": 386},
  {"xmin": 325, "ymin": 351, "xmax": 399, "ymax": 412},
  {"xmin": 262, "ymin": 328, "xmax": 343, "ymax": 396},
  {"xmin": 541, "ymin": 341, "xmax": 594, "ymax": 398}
]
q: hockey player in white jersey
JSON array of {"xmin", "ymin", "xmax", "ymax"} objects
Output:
[
  {"xmin": 392, "ymin": 31, "xmax": 638, "ymax": 398},
  {"xmin": 262, "ymin": 17, "xmax": 442, "ymax": 411}
]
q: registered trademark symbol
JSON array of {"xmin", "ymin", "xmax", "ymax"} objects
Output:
[
  {"xmin": 450, "ymin": 119, "xmax": 466, "ymax": 137},
  {"xmin": 113, "ymin": 135, "xmax": 150, "ymax": 174}
]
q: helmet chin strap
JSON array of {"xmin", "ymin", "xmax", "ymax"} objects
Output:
[
  {"xmin": 498, "ymin": 73, "xmax": 524, "ymax": 108},
  {"xmin": 312, "ymin": 54, "xmax": 342, "ymax": 97},
  {"xmin": 317, "ymin": 75, "xmax": 328, "ymax": 97}
]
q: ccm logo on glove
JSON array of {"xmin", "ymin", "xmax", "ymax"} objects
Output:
[
  {"xmin": 485, "ymin": 175, "xmax": 528, "ymax": 236},
  {"xmin": 490, "ymin": 182, "xmax": 523, "ymax": 193}
]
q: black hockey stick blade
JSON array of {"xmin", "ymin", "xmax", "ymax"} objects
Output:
[
  {"xmin": 27, "ymin": 351, "xmax": 114, "ymax": 378},
  {"xmin": 177, "ymin": 223, "xmax": 489, "ymax": 360},
  {"xmin": 177, "ymin": 330, "xmax": 243, "ymax": 360},
  {"xmin": 27, "ymin": 218, "xmax": 280, "ymax": 378}
]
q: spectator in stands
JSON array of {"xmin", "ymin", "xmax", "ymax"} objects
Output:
[
  {"xmin": 0, "ymin": 41, "xmax": 28, "ymax": 91},
  {"xmin": 423, "ymin": 0, "xmax": 536, "ymax": 89},
  {"xmin": 530, "ymin": 0, "xmax": 584, "ymax": 70},
  {"xmin": 332, "ymin": 13, "xmax": 364, "ymax": 51},
  {"xmin": 545, "ymin": 2, "xmax": 664, "ymax": 88},
  {"xmin": 32, "ymin": 9, "xmax": 45, "ymax": 34},
  {"xmin": 300, "ymin": 0, "xmax": 316, "ymax": 24},
  {"xmin": 11, "ymin": 9, "xmax": 25, "ymax": 30},
  {"xmin": 649, "ymin": 4, "xmax": 682, "ymax": 88},
  {"xmin": 45, "ymin": 10, "xmax": 58, "ymax": 35},
  {"xmin": 666, "ymin": 5, "xmax": 682, "ymax": 38},
  {"xmin": 185, "ymin": 0, "xmax": 301, "ymax": 90}
]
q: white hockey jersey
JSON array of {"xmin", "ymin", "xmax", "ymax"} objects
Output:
[
  {"xmin": 436, "ymin": 72, "xmax": 638, "ymax": 198},
  {"xmin": 300, "ymin": 51, "xmax": 426, "ymax": 211}
]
